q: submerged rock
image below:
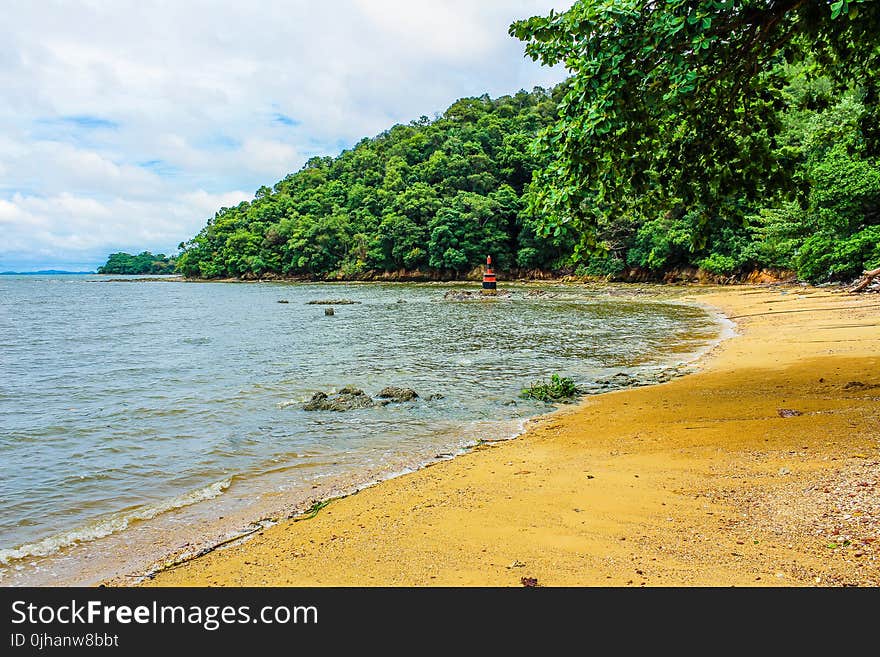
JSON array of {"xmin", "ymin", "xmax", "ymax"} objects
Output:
[
  {"xmin": 443, "ymin": 289, "xmax": 512, "ymax": 301},
  {"xmin": 303, "ymin": 391, "xmax": 328, "ymax": 408},
  {"xmin": 591, "ymin": 367, "xmax": 689, "ymax": 393},
  {"xmin": 443, "ymin": 290, "xmax": 477, "ymax": 301},
  {"xmin": 524, "ymin": 289, "xmax": 557, "ymax": 298},
  {"xmin": 377, "ymin": 386, "xmax": 419, "ymax": 402},
  {"xmin": 303, "ymin": 387, "xmax": 376, "ymax": 411},
  {"xmin": 300, "ymin": 385, "xmax": 440, "ymax": 410},
  {"xmin": 596, "ymin": 372, "xmax": 636, "ymax": 387}
]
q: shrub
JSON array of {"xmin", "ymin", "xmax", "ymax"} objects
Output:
[
  {"xmin": 697, "ymin": 253, "xmax": 739, "ymax": 276},
  {"xmin": 577, "ymin": 254, "xmax": 626, "ymax": 277},
  {"xmin": 520, "ymin": 374, "xmax": 580, "ymax": 402},
  {"xmin": 796, "ymin": 226, "xmax": 880, "ymax": 282}
]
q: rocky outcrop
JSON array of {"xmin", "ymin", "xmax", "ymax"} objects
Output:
[
  {"xmin": 443, "ymin": 290, "xmax": 512, "ymax": 300},
  {"xmin": 443, "ymin": 290, "xmax": 476, "ymax": 300},
  {"xmin": 377, "ymin": 387, "xmax": 419, "ymax": 402},
  {"xmin": 300, "ymin": 385, "xmax": 435, "ymax": 410},
  {"xmin": 579, "ymin": 266, "xmax": 798, "ymax": 285},
  {"xmin": 303, "ymin": 387, "xmax": 378, "ymax": 411},
  {"xmin": 307, "ymin": 299, "xmax": 361, "ymax": 305},
  {"xmin": 592, "ymin": 367, "xmax": 692, "ymax": 392},
  {"xmin": 524, "ymin": 289, "xmax": 558, "ymax": 298}
]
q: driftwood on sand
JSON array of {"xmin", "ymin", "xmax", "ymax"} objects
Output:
[{"xmin": 849, "ymin": 267, "xmax": 880, "ymax": 293}]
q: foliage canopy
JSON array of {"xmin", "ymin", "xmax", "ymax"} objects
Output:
[
  {"xmin": 175, "ymin": 89, "xmax": 572, "ymax": 279},
  {"xmin": 136, "ymin": 2, "xmax": 880, "ymax": 284},
  {"xmin": 98, "ymin": 252, "xmax": 176, "ymax": 275},
  {"xmin": 510, "ymin": 0, "xmax": 880, "ymax": 255}
]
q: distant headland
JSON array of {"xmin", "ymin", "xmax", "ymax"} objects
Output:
[{"xmin": 0, "ymin": 270, "xmax": 95, "ymax": 275}]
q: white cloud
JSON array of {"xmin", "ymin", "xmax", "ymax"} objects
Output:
[
  {"xmin": 0, "ymin": 0, "xmax": 569, "ymax": 270},
  {"xmin": 240, "ymin": 139, "xmax": 303, "ymax": 177},
  {"xmin": 352, "ymin": 0, "xmax": 495, "ymax": 59},
  {"xmin": 0, "ymin": 190, "xmax": 252, "ymax": 270}
]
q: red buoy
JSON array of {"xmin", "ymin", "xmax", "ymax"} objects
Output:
[{"xmin": 482, "ymin": 255, "xmax": 497, "ymax": 294}]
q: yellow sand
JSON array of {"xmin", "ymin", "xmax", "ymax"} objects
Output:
[{"xmin": 144, "ymin": 287, "xmax": 880, "ymax": 587}]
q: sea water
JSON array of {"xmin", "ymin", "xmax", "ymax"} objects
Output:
[{"xmin": 0, "ymin": 275, "xmax": 721, "ymax": 584}]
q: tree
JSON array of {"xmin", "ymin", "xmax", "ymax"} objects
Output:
[
  {"xmin": 169, "ymin": 45, "xmax": 877, "ymax": 284},
  {"xmin": 368, "ymin": 214, "xmax": 427, "ymax": 270},
  {"xmin": 174, "ymin": 89, "xmax": 563, "ymax": 279},
  {"xmin": 510, "ymin": 0, "xmax": 880, "ymax": 251},
  {"xmin": 97, "ymin": 251, "xmax": 176, "ymax": 275}
]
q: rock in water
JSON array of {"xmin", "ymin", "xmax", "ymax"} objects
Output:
[
  {"xmin": 377, "ymin": 386, "xmax": 419, "ymax": 402},
  {"xmin": 324, "ymin": 307, "xmax": 334, "ymax": 316},
  {"xmin": 443, "ymin": 290, "xmax": 477, "ymax": 300},
  {"xmin": 307, "ymin": 299, "xmax": 360, "ymax": 305},
  {"xmin": 596, "ymin": 372, "xmax": 636, "ymax": 388},
  {"xmin": 302, "ymin": 391, "xmax": 328, "ymax": 410},
  {"xmin": 443, "ymin": 289, "xmax": 511, "ymax": 300},
  {"xmin": 303, "ymin": 387, "xmax": 376, "ymax": 411}
]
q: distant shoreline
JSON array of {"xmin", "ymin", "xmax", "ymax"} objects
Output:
[
  {"xmin": 0, "ymin": 270, "xmax": 95, "ymax": 275},
  {"xmin": 175, "ymin": 265, "xmax": 798, "ymax": 286},
  {"xmin": 4, "ymin": 267, "xmax": 812, "ymax": 287}
]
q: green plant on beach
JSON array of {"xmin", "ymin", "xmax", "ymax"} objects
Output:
[
  {"xmin": 520, "ymin": 374, "xmax": 580, "ymax": 402},
  {"xmin": 294, "ymin": 499, "xmax": 331, "ymax": 522}
]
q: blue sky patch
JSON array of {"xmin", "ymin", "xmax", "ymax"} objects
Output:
[
  {"xmin": 138, "ymin": 159, "xmax": 179, "ymax": 177},
  {"xmin": 37, "ymin": 115, "xmax": 120, "ymax": 130},
  {"xmin": 200, "ymin": 134, "xmax": 241, "ymax": 150},
  {"xmin": 272, "ymin": 112, "xmax": 300, "ymax": 127}
]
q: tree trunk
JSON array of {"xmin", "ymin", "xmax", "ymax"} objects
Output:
[{"xmin": 849, "ymin": 267, "xmax": 880, "ymax": 293}]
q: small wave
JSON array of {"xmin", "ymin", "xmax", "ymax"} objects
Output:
[
  {"xmin": 277, "ymin": 398, "xmax": 309, "ymax": 408},
  {"xmin": 0, "ymin": 479, "xmax": 231, "ymax": 566}
]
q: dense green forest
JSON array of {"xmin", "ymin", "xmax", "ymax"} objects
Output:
[
  {"xmin": 511, "ymin": 0, "xmax": 880, "ymax": 283},
  {"xmin": 98, "ymin": 251, "xmax": 176, "ymax": 275},
  {"xmin": 176, "ymin": 88, "xmax": 568, "ymax": 279},
  {"xmin": 170, "ymin": 1, "xmax": 878, "ymax": 284}
]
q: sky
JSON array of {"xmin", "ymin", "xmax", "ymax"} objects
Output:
[{"xmin": 0, "ymin": 0, "xmax": 569, "ymax": 271}]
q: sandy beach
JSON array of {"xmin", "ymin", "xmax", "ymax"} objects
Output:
[{"xmin": 142, "ymin": 285, "xmax": 880, "ymax": 587}]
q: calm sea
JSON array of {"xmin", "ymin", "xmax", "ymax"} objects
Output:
[{"xmin": 0, "ymin": 275, "xmax": 722, "ymax": 584}]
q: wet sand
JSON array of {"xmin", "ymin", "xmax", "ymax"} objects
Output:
[{"xmin": 142, "ymin": 286, "xmax": 880, "ymax": 587}]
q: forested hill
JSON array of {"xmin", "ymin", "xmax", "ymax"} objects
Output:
[
  {"xmin": 176, "ymin": 88, "xmax": 570, "ymax": 280},
  {"xmin": 98, "ymin": 251, "xmax": 176, "ymax": 275},
  {"xmin": 176, "ymin": 4, "xmax": 880, "ymax": 286}
]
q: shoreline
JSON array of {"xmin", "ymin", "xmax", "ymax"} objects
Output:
[
  {"xmin": 99, "ymin": 290, "xmax": 724, "ymax": 586},
  {"xmin": 91, "ymin": 266, "xmax": 801, "ymax": 286},
  {"xmin": 1, "ymin": 281, "xmax": 717, "ymax": 586},
  {"xmin": 139, "ymin": 284, "xmax": 880, "ymax": 587}
]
